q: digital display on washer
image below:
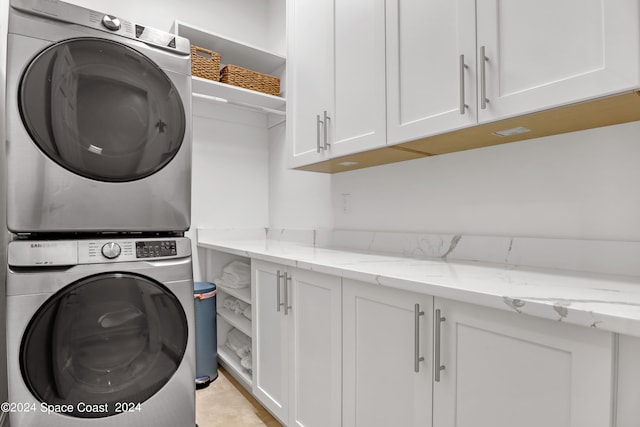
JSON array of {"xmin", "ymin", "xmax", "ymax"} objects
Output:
[
  {"xmin": 136, "ymin": 240, "xmax": 177, "ymax": 258},
  {"xmin": 135, "ymin": 25, "xmax": 176, "ymax": 48}
]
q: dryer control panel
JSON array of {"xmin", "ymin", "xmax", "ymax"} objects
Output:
[{"xmin": 10, "ymin": 0, "xmax": 190, "ymax": 54}]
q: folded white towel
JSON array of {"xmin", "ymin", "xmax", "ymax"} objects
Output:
[
  {"xmin": 225, "ymin": 328, "xmax": 251, "ymax": 358},
  {"xmin": 242, "ymin": 305, "xmax": 252, "ymax": 320},
  {"xmin": 215, "ymin": 260, "xmax": 251, "ymax": 288},
  {"xmin": 235, "ymin": 344, "xmax": 251, "ymax": 360},
  {"xmin": 222, "ymin": 297, "xmax": 250, "ymax": 315},
  {"xmin": 223, "ymin": 297, "xmax": 237, "ymax": 311},
  {"xmin": 240, "ymin": 353, "xmax": 252, "ymax": 373}
]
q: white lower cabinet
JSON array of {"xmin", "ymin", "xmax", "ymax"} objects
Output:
[
  {"xmin": 432, "ymin": 297, "xmax": 615, "ymax": 427},
  {"xmin": 250, "ymin": 264, "xmax": 617, "ymax": 427},
  {"xmin": 616, "ymin": 335, "xmax": 640, "ymax": 427},
  {"xmin": 251, "ymin": 260, "xmax": 342, "ymax": 427},
  {"xmin": 343, "ymin": 279, "xmax": 434, "ymax": 427}
]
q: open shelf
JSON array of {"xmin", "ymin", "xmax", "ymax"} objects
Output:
[
  {"xmin": 217, "ymin": 307, "xmax": 252, "ymax": 337},
  {"xmin": 192, "ymin": 77, "xmax": 285, "ymax": 116},
  {"xmin": 172, "ymin": 20, "xmax": 286, "ymax": 124},
  {"xmin": 215, "ymin": 282, "xmax": 252, "ymax": 305},
  {"xmin": 217, "ymin": 346, "xmax": 252, "ymax": 388},
  {"xmin": 172, "ymin": 21, "xmax": 285, "ymax": 75},
  {"xmin": 217, "ymin": 315, "xmax": 252, "ymax": 388}
]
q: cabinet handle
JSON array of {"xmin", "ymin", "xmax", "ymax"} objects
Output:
[
  {"xmin": 284, "ymin": 273, "xmax": 292, "ymax": 315},
  {"xmin": 414, "ymin": 304, "xmax": 425, "ymax": 373},
  {"xmin": 480, "ymin": 46, "xmax": 489, "ymax": 110},
  {"xmin": 316, "ymin": 115, "xmax": 324, "ymax": 153},
  {"xmin": 459, "ymin": 54, "xmax": 468, "ymax": 115},
  {"xmin": 276, "ymin": 270, "xmax": 285, "ymax": 312},
  {"xmin": 434, "ymin": 308, "xmax": 446, "ymax": 382},
  {"xmin": 323, "ymin": 110, "xmax": 331, "ymax": 150}
]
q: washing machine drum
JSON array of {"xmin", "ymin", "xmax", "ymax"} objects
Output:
[
  {"xmin": 19, "ymin": 37, "xmax": 186, "ymax": 182},
  {"xmin": 20, "ymin": 273, "xmax": 188, "ymax": 419}
]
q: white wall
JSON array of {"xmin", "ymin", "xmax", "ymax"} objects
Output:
[
  {"xmin": 191, "ymin": 105, "xmax": 269, "ymax": 231},
  {"xmin": 330, "ymin": 121, "xmax": 640, "ymax": 241},
  {"xmin": 268, "ymin": 122, "xmax": 332, "ymax": 230},
  {"xmin": 188, "ymin": 102, "xmax": 270, "ymax": 281}
]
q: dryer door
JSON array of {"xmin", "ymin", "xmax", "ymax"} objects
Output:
[
  {"xmin": 20, "ymin": 272, "xmax": 188, "ymax": 418},
  {"xmin": 19, "ymin": 37, "xmax": 186, "ymax": 182}
]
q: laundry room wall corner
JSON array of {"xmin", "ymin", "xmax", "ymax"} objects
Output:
[{"xmin": 0, "ymin": 0, "xmax": 10, "ymax": 424}]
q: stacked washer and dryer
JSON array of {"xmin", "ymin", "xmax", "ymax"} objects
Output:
[{"xmin": 4, "ymin": 0, "xmax": 196, "ymax": 426}]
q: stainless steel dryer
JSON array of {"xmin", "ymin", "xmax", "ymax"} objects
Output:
[
  {"xmin": 6, "ymin": 0, "xmax": 192, "ymax": 234},
  {"xmin": 6, "ymin": 237, "xmax": 195, "ymax": 427}
]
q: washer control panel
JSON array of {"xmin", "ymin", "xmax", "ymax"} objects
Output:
[
  {"xmin": 8, "ymin": 238, "xmax": 190, "ymax": 267},
  {"xmin": 136, "ymin": 240, "xmax": 177, "ymax": 258}
]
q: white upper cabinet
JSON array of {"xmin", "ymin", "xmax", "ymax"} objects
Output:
[
  {"xmin": 386, "ymin": 0, "xmax": 477, "ymax": 144},
  {"xmin": 387, "ymin": 0, "xmax": 640, "ymax": 143},
  {"xmin": 289, "ymin": 0, "xmax": 640, "ymax": 171},
  {"xmin": 476, "ymin": 0, "xmax": 640, "ymax": 122},
  {"xmin": 287, "ymin": 0, "xmax": 333, "ymax": 167},
  {"xmin": 288, "ymin": 0, "xmax": 386, "ymax": 168},
  {"xmin": 331, "ymin": 0, "xmax": 387, "ymax": 157}
]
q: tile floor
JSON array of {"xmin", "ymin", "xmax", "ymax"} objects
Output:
[{"xmin": 196, "ymin": 367, "xmax": 281, "ymax": 427}]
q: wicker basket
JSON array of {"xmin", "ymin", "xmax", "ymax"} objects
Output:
[
  {"xmin": 191, "ymin": 45, "xmax": 221, "ymax": 81},
  {"xmin": 220, "ymin": 64, "xmax": 280, "ymax": 96}
]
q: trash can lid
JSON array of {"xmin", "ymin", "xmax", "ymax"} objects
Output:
[{"xmin": 194, "ymin": 281, "xmax": 216, "ymax": 293}]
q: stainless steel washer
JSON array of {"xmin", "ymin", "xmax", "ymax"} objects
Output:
[
  {"xmin": 6, "ymin": 0, "xmax": 192, "ymax": 234},
  {"xmin": 6, "ymin": 237, "xmax": 195, "ymax": 426}
]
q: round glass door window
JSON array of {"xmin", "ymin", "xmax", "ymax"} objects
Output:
[
  {"xmin": 20, "ymin": 272, "xmax": 188, "ymax": 418},
  {"xmin": 19, "ymin": 38, "xmax": 186, "ymax": 182}
]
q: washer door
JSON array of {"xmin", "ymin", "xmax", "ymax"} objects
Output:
[
  {"xmin": 19, "ymin": 37, "xmax": 186, "ymax": 182},
  {"xmin": 20, "ymin": 272, "xmax": 188, "ymax": 418}
]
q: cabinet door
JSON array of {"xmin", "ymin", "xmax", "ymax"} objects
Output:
[
  {"xmin": 433, "ymin": 298, "xmax": 614, "ymax": 427},
  {"xmin": 288, "ymin": 269, "xmax": 342, "ymax": 427},
  {"xmin": 343, "ymin": 279, "xmax": 433, "ymax": 427},
  {"xmin": 251, "ymin": 261, "xmax": 289, "ymax": 423},
  {"xmin": 386, "ymin": 0, "xmax": 476, "ymax": 145},
  {"xmin": 477, "ymin": 0, "xmax": 640, "ymax": 122},
  {"xmin": 287, "ymin": 0, "xmax": 333, "ymax": 168},
  {"xmin": 331, "ymin": 0, "xmax": 387, "ymax": 157},
  {"xmin": 616, "ymin": 335, "xmax": 640, "ymax": 427}
]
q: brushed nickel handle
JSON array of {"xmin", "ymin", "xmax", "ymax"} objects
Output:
[
  {"xmin": 459, "ymin": 54, "xmax": 468, "ymax": 115},
  {"xmin": 323, "ymin": 110, "xmax": 331, "ymax": 150},
  {"xmin": 480, "ymin": 46, "xmax": 489, "ymax": 110},
  {"xmin": 316, "ymin": 115, "xmax": 323, "ymax": 153},
  {"xmin": 434, "ymin": 308, "xmax": 446, "ymax": 382},
  {"xmin": 284, "ymin": 273, "xmax": 292, "ymax": 315},
  {"xmin": 276, "ymin": 270, "xmax": 285, "ymax": 312},
  {"xmin": 414, "ymin": 304, "xmax": 425, "ymax": 372}
]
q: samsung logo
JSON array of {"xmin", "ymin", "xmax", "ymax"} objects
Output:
[{"xmin": 30, "ymin": 242, "xmax": 58, "ymax": 248}]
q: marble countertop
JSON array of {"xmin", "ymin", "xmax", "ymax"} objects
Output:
[{"xmin": 198, "ymin": 237, "xmax": 640, "ymax": 338}]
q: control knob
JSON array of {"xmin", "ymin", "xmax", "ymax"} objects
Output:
[
  {"xmin": 101, "ymin": 14, "xmax": 121, "ymax": 31},
  {"xmin": 101, "ymin": 242, "xmax": 122, "ymax": 259}
]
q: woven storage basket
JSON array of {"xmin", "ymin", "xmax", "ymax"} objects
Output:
[
  {"xmin": 220, "ymin": 64, "xmax": 280, "ymax": 96},
  {"xmin": 191, "ymin": 45, "xmax": 221, "ymax": 81}
]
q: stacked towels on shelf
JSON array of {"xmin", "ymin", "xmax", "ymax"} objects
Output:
[
  {"xmin": 223, "ymin": 296, "xmax": 251, "ymax": 320},
  {"xmin": 225, "ymin": 328, "xmax": 252, "ymax": 374},
  {"xmin": 215, "ymin": 260, "xmax": 250, "ymax": 288}
]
